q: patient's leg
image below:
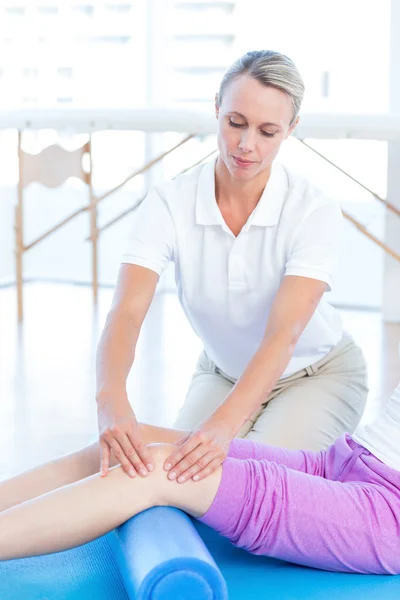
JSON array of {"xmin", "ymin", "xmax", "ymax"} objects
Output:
[
  {"xmin": 0, "ymin": 424, "xmax": 186, "ymax": 512},
  {"xmin": 0, "ymin": 444, "xmax": 221, "ymax": 561}
]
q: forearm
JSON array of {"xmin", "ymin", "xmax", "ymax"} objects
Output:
[
  {"xmin": 96, "ymin": 310, "xmax": 139, "ymax": 400},
  {"xmin": 213, "ymin": 329, "xmax": 297, "ymax": 434}
]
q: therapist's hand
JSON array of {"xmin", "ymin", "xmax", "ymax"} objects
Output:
[
  {"xmin": 97, "ymin": 395, "xmax": 153, "ymax": 479},
  {"xmin": 163, "ymin": 420, "xmax": 234, "ymax": 483}
]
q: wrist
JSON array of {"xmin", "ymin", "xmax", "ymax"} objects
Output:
[
  {"xmin": 204, "ymin": 409, "xmax": 241, "ymax": 438},
  {"xmin": 211, "ymin": 397, "xmax": 254, "ymax": 437}
]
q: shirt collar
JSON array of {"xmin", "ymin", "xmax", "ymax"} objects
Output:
[
  {"xmin": 195, "ymin": 156, "xmax": 223, "ymax": 226},
  {"xmin": 246, "ymin": 162, "xmax": 288, "ymax": 228},
  {"xmin": 195, "ymin": 156, "xmax": 288, "ymax": 229}
]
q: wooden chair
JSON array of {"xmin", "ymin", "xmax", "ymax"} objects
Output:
[{"xmin": 15, "ymin": 133, "xmax": 98, "ymax": 321}]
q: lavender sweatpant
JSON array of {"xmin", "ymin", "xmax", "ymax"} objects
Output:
[{"xmin": 199, "ymin": 434, "xmax": 400, "ymax": 575}]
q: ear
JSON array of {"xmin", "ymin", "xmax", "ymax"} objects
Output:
[
  {"xmin": 285, "ymin": 116, "xmax": 300, "ymax": 139},
  {"xmin": 215, "ymin": 93, "xmax": 220, "ymax": 119}
]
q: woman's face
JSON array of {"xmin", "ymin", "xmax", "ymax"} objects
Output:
[{"xmin": 216, "ymin": 74, "xmax": 299, "ymax": 181}]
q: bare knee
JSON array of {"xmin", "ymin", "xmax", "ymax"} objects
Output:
[
  {"xmin": 144, "ymin": 444, "xmax": 179, "ymax": 506},
  {"xmin": 147, "ymin": 443, "xmax": 177, "ymax": 470},
  {"xmin": 145, "ymin": 443, "xmax": 222, "ymax": 517},
  {"xmin": 85, "ymin": 441, "xmax": 177, "ymax": 472}
]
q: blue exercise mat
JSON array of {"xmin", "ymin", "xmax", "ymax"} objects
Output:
[{"xmin": 1, "ymin": 506, "xmax": 399, "ymax": 600}]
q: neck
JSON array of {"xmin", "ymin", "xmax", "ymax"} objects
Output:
[{"xmin": 215, "ymin": 156, "xmax": 272, "ymax": 214}]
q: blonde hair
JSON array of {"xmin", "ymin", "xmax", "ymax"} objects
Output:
[{"xmin": 217, "ymin": 50, "xmax": 305, "ymax": 125}]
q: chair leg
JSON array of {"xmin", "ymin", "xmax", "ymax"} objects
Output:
[
  {"xmin": 15, "ymin": 205, "xmax": 23, "ymax": 322},
  {"xmin": 16, "ymin": 250, "xmax": 23, "ymax": 322}
]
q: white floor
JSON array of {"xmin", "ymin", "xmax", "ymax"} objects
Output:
[{"xmin": 1, "ymin": 282, "xmax": 399, "ymax": 481}]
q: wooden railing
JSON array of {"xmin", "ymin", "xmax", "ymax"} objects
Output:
[{"xmin": 3, "ymin": 109, "xmax": 399, "ymax": 320}]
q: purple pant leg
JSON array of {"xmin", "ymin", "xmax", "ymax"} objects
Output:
[
  {"xmin": 200, "ymin": 436, "xmax": 400, "ymax": 575},
  {"xmin": 228, "ymin": 438, "xmax": 326, "ymax": 476}
]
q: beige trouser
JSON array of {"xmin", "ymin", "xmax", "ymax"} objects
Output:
[{"xmin": 173, "ymin": 334, "xmax": 369, "ymax": 451}]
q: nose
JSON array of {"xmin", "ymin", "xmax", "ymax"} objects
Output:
[{"xmin": 238, "ymin": 128, "xmax": 256, "ymax": 152}]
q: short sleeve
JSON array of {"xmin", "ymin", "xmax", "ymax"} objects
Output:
[
  {"xmin": 284, "ymin": 202, "xmax": 343, "ymax": 291},
  {"xmin": 121, "ymin": 187, "xmax": 175, "ymax": 275}
]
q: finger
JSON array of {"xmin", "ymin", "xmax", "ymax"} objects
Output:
[
  {"xmin": 125, "ymin": 433, "xmax": 154, "ymax": 475},
  {"xmin": 176, "ymin": 452, "xmax": 215, "ymax": 483},
  {"xmin": 164, "ymin": 433, "xmax": 204, "ymax": 471},
  {"xmin": 108, "ymin": 438, "xmax": 137, "ymax": 478},
  {"xmin": 105, "ymin": 426, "xmax": 148, "ymax": 477},
  {"xmin": 192, "ymin": 457, "xmax": 223, "ymax": 482},
  {"xmin": 163, "ymin": 432, "xmax": 191, "ymax": 471},
  {"xmin": 167, "ymin": 446, "xmax": 209, "ymax": 481},
  {"xmin": 128, "ymin": 433, "xmax": 154, "ymax": 473},
  {"xmin": 100, "ymin": 441, "xmax": 111, "ymax": 477},
  {"xmin": 116, "ymin": 432, "xmax": 149, "ymax": 477},
  {"xmin": 117, "ymin": 433, "xmax": 147, "ymax": 477},
  {"xmin": 176, "ymin": 432, "xmax": 191, "ymax": 447}
]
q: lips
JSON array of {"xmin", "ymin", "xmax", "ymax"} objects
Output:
[{"xmin": 232, "ymin": 156, "xmax": 255, "ymax": 167}]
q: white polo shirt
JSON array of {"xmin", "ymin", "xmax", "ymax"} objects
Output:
[
  {"xmin": 353, "ymin": 383, "xmax": 400, "ymax": 471},
  {"xmin": 122, "ymin": 156, "xmax": 343, "ymax": 379}
]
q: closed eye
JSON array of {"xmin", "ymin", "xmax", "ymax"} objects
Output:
[
  {"xmin": 260, "ymin": 131, "xmax": 276, "ymax": 138},
  {"xmin": 228, "ymin": 119, "xmax": 244, "ymax": 128},
  {"xmin": 228, "ymin": 119, "xmax": 276, "ymax": 138}
]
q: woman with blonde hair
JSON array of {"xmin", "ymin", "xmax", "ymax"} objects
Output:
[{"xmin": 96, "ymin": 50, "xmax": 368, "ymax": 485}]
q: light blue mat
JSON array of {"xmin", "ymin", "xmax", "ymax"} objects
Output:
[{"xmin": 0, "ymin": 507, "xmax": 399, "ymax": 600}]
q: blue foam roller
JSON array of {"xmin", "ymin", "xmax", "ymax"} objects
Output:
[{"xmin": 108, "ymin": 506, "xmax": 228, "ymax": 600}]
